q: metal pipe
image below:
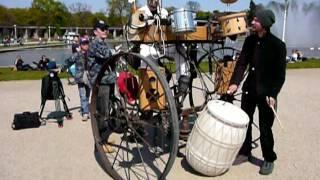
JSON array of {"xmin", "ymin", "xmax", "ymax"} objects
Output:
[{"xmin": 14, "ymin": 24, "xmax": 17, "ymax": 42}]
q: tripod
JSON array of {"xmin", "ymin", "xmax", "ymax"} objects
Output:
[{"xmin": 39, "ymin": 71, "xmax": 72, "ymax": 127}]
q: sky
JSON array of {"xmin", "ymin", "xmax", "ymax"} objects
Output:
[{"xmin": 0, "ymin": 0, "xmax": 283, "ymax": 12}]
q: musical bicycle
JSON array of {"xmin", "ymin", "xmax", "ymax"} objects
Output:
[{"xmin": 90, "ymin": 10, "xmax": 249, "ymax": 180}]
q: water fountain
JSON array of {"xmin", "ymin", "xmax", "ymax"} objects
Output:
[{"xmin": 267, "ymin": 0, "xmax": 320, "ymax": 57}]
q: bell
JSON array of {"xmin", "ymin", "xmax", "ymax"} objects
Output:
[{"xmin": 220, "ymin": 0, "xmax": 238, "ymax": 4}]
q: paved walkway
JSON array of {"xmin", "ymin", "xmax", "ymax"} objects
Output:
[{"xmin": 0, "ymin": 69, "xmax": 320, "ymax": 180}]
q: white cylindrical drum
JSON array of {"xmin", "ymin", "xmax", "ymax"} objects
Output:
[
  {"xmin": 170, "ymin": 8, "xmax": 196, "ymax": 33},
  {"xmin": 186, "ymin": 100, "xmax": 249, "ymax": 176}
]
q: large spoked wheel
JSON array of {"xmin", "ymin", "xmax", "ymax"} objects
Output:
[
  {"xmin": 188, "ymin": 46, "xmax": 241, "ymax": 109},
  {"xmin": 90, "ymin": 52, "xmax": 179, "ymax": 180}
]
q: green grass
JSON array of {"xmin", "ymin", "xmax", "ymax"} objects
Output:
[
  {"xmin": 0, "ymin": 68, "xmax": 68, "ymax": 81},
  {"xmin": 163, "ymin": 58, "xmax": 320, "ymax": 72},
  {"xmin": 0, "ymin": 58, "xmax": 319, "ymax": 81},
  {"xmin": 286, "ymin": 59, "xmax": 320, "ymax": 69}
]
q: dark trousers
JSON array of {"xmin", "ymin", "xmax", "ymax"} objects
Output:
[
  {"xmin": 239, "ymin": 92, "xmax": 277, "ymax": 162},
  {"xmin": 96, "ymin": 84, "xmax": 114, "ymax": 131}
]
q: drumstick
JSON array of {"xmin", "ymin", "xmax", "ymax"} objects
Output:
[
  {"xmin": 270, "ymin": 105, "xmax": 284, "ymax": 130},
  {"xmin": 266, "ymin": 97, "xmax": 284, "ymax": 131}
]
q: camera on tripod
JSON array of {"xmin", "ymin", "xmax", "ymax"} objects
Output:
[{"xmin": 39, "ymin": 63, "xmax": 72, "ymax": 127}]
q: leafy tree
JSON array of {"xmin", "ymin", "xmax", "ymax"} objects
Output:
[
  {"xmin": 186, "ymin": 1, "xmax": 201, "ymax": 12},
  {"xmin": 106, "ymin": 0, "xmax": 133, "ymax": 25},
  {"xmin": 166, "ymin": 6, "xmax": 176, "ymax": 13},
  {"xmin": 196, "ymin": 11, "xmax": 212, "ymax": 20},
  {"xmin": 69, "ymin": 2, "xmax": 92, "ymax": 14},
  {"xmin": 31, "ymin": 0, "xmax": 71, "ymax": 26},
  {"xmin": 93, "ymin": 12, "xmax": 108, "ymax": 24},
  {"xmin": 0, "ymin": 5, "xmax": 15, "ymax": 26},
  {"xmin": 27, "ymin": 8, "xmax": 45, "ymax": 26}
]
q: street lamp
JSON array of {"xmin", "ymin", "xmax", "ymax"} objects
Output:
[
  {"xmin": 48, "ymin": 26, "xmax": 51, "ymax": 42},
  {"xmin": 13, "ymin": 24, "xmax": 17, "ymax": 43}
]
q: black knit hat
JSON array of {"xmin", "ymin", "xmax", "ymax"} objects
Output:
[{"xmin": 255, "ymin": 9, "xmax": 275, "ymax": 28}]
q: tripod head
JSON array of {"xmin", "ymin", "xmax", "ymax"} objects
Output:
[
  {"xmin": 41, "ymin": 69, "xmax": 65, "ymax": 103},
  {"xmin": 48, "ymin": 70, "xmax": 59, "ymax": 79}
]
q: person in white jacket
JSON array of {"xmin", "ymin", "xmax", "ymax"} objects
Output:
[{"xmin": 138, "ymin": 0, "xmax": 190, "ymax": 95}]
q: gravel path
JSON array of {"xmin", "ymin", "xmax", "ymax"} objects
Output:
[{"xmin": 0, "ymin": 69, "xmax": 319, "ymax": 180}]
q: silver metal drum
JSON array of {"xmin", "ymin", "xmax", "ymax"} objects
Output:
[{"xmin": 170, "ymin": 8, "xmax": 196, "ymax": 34}]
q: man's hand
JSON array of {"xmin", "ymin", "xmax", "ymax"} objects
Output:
[
  {"xmin": 266, "ymin": 96, "xmax": 276, "ymax": 108},
  {"xmin": 227, "ymin": 84, "xmax": 238, "ymax": 95}
]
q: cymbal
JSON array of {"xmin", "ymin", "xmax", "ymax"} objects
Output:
[{"xmin": 220, "ymin": 0, "xmax": 238, "ymax": 4}]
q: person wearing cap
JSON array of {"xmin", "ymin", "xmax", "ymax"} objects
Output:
[
  {"xmin": 227, "ymin": 9, "xmax": 286, "ymax": 175},
  {"xmin": 64, "ymin": 37, "xmax": 91, "ymax": 121},
  {"xmin": 72, "ymin": 36, "xmax": 80, "ymax": 53},
  {"xmin": 87, "ymin": 20, "xmax": 114, "ymax": 86},
  {"xmin": 88, "ymin": 20, "xmax": 116, "ymax": 153},
  {"xmin": 137, "ymin": 0, "xmax": 191, "ymax": 96}
]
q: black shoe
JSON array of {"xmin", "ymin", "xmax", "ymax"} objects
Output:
[{"xmin": 259, "ymin": 161, "xmax": 274, "ymax": 175}]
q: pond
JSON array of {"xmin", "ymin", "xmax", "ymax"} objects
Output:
[
  {"xmin": 0, "ymin": 43, "xmax": 319, "ymax": 67},
  {"xmin": 0, "ymin": 46, "xmax": 72, "ymax": 67}
]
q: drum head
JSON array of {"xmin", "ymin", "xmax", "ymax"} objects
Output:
[
  {"xmin": 207, "ymin": 100, "xmax": 249, "ymax": 127},
  {"xmin": 130, "ymin": 10, "xmax": 146, "ymax": 28}
]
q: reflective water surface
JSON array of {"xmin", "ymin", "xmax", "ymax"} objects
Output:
[{"xmin": 0, "ymin": 46, "xmax": 72, "ymax": 67}]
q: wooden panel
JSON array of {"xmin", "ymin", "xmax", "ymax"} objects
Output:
[
  {"xmin": 128, "ymin": 25, "xmax": 220, "ymax": 43},
  {"xmin": 139, "ymin": 68, "xmax": 166, "ymax": 111}
]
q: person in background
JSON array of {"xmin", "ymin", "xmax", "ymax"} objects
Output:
[
  {"xmin": 88, "ymin": 20, "xmax": 115, "ymax": 153},
  {"xmin": 72, "ymin": 36, "xmax": 80, "ymax": 53},
  {"xmin": 296, "ymin": 49, "xmax": 304, "ymax": 61},
  {"xmin": 65, "ymin": 37, "xmax": 91, "ymax": 121},
  {"xmin": 227, "ymin": 9, "xmax": 286, "ymax": 175},
  {"xmin": 290, "ymin": 49, "xmax": 298, "ymax": 62},
  {"xmin": 34, "ymin": 55, "xmax": 50, "ymax": 70},
  {"xmin": 14, "ymin": 55, "xmax": 33, "ymax": 71}
]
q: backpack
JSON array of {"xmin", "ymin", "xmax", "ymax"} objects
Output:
[{"xmin": 12, "ymin": 112, "xmax": 42, "ymax": 130}]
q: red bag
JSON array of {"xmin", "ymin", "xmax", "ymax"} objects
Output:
[{"xmin": 117, "ymin": 72, "xmax": 139, "ymax": 104}]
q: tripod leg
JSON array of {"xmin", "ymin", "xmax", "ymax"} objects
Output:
[
  {"xmin": 61, "ymin": 95, "xmax": 72, "ymax": 119},
  {"xmin": 39, "ymin": 101, "xmax": 46, "ymax": 119},
  {"xmin": 54, "ymin": 99, "xmax": 64, "ymax": 128}
]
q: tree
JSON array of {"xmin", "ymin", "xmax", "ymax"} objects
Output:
[
  {"xmin": 106, "ymin": 0, "xmax": 133, "ymax": 25},
  {"xmin": 69, "ymin": 2, "xmax": 92, "ymax": 14},
  {"xmin": 166, "ymin": 6, "xmax": 176, "ymax": 13},
  {"xmin": 196, "ymin": 11, "xmax": 212, "ymax": 20},
  {"xmin": 9, "ymin": 8, "xmax": 30, "ymax": 26},
  {"xmin": 31, "ymin": 0, "xmax": 71, "ymax": 26},
  {"xmin": 186, "ymin": 1, "xmax": 201, "ymax": 12},
  {"xmin": 0, "ymin": 5, "xmax": 15, "ymax": 26},
  {"xmin": 68, "ymin": 2, "xmax": 93, "ymax": 27}
]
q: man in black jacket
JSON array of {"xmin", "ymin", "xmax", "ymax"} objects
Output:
[{"xmin": 228, "ymin": 9, "xmax": 286, "ymax": 175}]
